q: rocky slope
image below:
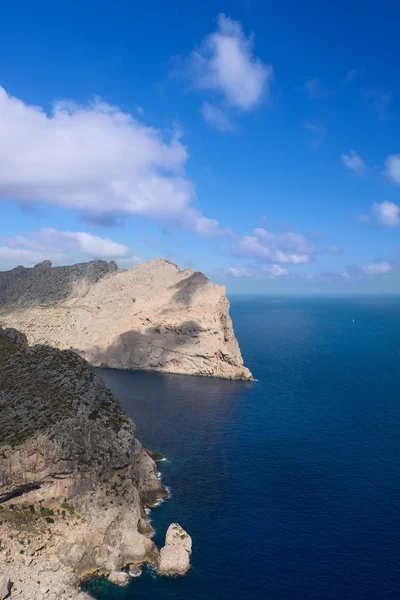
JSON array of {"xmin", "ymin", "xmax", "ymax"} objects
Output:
[
  {"xmin": 0, "ymin": 327, "xmax": 187, "ymax": 599},
  {"xmin": 0, "ymin": 258, "xmax": 252, "ymax": 381}
]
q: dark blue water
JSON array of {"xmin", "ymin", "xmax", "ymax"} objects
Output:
[{"xmin": 86, "ymin": 296, "xmax": 400, "ymax": 600}]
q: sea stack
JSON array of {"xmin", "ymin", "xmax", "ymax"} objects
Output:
[
  {"xmin": 0, "ymin": 258, "xmax": 252, "ymax": 380},
  {"xmin": 158, "ymin": 524, "xmax": 193, "ymax": 576}
]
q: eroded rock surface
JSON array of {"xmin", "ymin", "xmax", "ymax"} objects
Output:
[
  {"xmin": 158, "ymin": 523, "xmax": 192, "ymax": 575},
  {"xmin": 0, "ymin": 258, "xmax": 252, "ymax": 380},
  {"xmin": 0, "ymin": 327, "xmax": 167, "ymax": 599}
]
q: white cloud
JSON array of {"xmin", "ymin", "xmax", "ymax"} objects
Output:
[
  {"xmin": 253, "ymin": 227, "xmax": 273, "ymax": 240},
  {"xmin": 385, "ymin": 154, "xmax": 400, "ymax": 185},
  {"xmin": 190, "ymin": 14, "xmax": 272, "ymax": 112},
  {"xmin": 357, "ymin": 202, "xmax": 400, "ymax": 228},
  {"xmin": 341, "ymin": 150, "xmax": 366, "ymax": 175},
  {"xmin": 372, "ymin": 201, "xmax": 400, "ymax": 227},
  {"xmin": 1, "ymin": 228, "xmax": 141, "ymax": 270},
  {"xmin": 0, "ymin": 86, "xmax": 221, "ymax": 235},
  {"xmin": 228, "ymin": 229, "xmax": 314, "ymax": 264},
  {"xmin": 201, "ymin": 102, "xmax": 235, "ymax": 132},
  {"xmin": 361, "ymin": 261, "xmax": 392, "ymax": 276},
  {"xmin": 227, "ymin": 267, "xmax": 253, "ymax": 277}
]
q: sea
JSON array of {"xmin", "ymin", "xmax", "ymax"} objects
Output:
[{"xmin": 84, "ymin": 295, "xmax": 400, "ymax": 600}]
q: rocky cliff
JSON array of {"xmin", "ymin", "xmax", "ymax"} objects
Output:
[
  {"xmin": 0, "ymin": 327, "xmax": 173, "ymax": 599},
  {"xmin": 0, "ymin": 258, "xmax": 252, "ymax": 380}
]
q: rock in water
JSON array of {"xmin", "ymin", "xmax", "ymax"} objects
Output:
[
  {"xmin": 0, "ymin": 327, "xmax": 167, "ymax": 599},
  {"xmin": 107, "ymin": 571, "xmax": 130, "ymax": 586},
  {"xmin": 158, "ymin": 524, "xmax": 192, "ymax": 575},
  {"xmin": 0, "ymin": 258, "xmax": 252, "ymax": 380}
]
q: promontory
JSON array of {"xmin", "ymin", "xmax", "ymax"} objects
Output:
[
  {"xmin": 0, "ymin": 258, "xmax": 252, "ymax": 380},
  {"xmin": 0, "ymin": 326, "xmax": 191, "ymax": 599}
]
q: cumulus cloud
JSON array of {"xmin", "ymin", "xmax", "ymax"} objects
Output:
[
  {"xmin": 0, "ymin": 228, "xmax": 140, "ymax": 270},
  {"xmin": 200, "ymin": 102, "xmax": 235, "ymax": 132},
  {"xmin": 372, "ymin": 201, "xmax": 400, "ymax": 227},
  {"xmin": 227, "ymin": 228, "xmax": 315, "ymax": 264},
  {"xmin": 385, "ymin": 154, "xmax": 400, "ymax": 185},
  {"xmin": 341, "ymin": 150, "xmax": 366, "ymax": 175},
  {"xmin": 189, "ymin": 14, "xmax": 272, "ymax": 129},
  {"xmin": 358, "ymin": 201, "xmax": 400, "ymax": 228},
  {"xmin": 0, "ymin": 86, "xmax": 221, "ymax": 235}
]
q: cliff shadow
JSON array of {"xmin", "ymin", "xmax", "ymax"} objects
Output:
[
  {"xmin": 167, "ymin": 272, "xmax": 210, "ymax": 307},
  {"xmin": 86, "ymin": 320, "xmax": 205, "ymax": 372}
]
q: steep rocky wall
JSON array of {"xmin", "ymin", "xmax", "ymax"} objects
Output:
[
  {"xmin": 0, "ymin": 327, "xmax": 167, "ymax": 599},
  {"xmin": 0, "ymin": 258, "xmax": 252, "ymax": 380}
]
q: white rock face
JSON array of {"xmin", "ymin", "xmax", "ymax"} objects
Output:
[
  {"xmin": 158, "ymin": 524, "xmax": 192, "ymax": 575},
  {"xmin": 0, "ymin": 258, "xmax": 252, "ymax": 380}
]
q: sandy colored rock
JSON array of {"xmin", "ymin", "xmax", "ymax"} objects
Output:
[
  {"xmin": 158, "ymin": 523, "xmax": 192, "ymax": 575},
  {"xmin": 0, "ymin": 258, "xmax": 252, "ymax": 380},
  {"xmin": 0, "ymin": 577, "xmax": 11, "ymax": 600},
  {"xmin": 108, "ymin": 571, "xmax": 130, "ymax": 586},
  {"xmin": 0, "ymin": 327, "xmax": 166, "ymax": 599}
]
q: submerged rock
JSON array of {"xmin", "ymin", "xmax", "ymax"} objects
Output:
[
  {"xmin": 158, "ymin": 523, "xmax": 192, "ymax": 576},
  {"xmin": 0, "ymin": 258, "xmax": 252, "ymax": 380}
]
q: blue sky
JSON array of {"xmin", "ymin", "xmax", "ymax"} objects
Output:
[{"xmin": 0, "ymin": 0, "xmax": 399, "ymax": 293}]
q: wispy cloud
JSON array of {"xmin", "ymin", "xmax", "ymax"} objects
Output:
[
  {"xmin": 201, "ymin": 102, "xmax": 235, "ymax": 132},
  {"xmin": 304, "ymin": 121, "xmax": 326, "ymax": 147},
  {"xmin": 303, "ymin": 78, "xmax": 329, "ymax": 99},
  {"xmin": 361, "ymin": 261, "xmax": 392, "ymax": 276},
  {"xmin": 341, "ymin": 149, "xmax": 367, "ymax": 175},
  {"xmin": 345, "ymin": 68, "xmax": 359, "ymax": 83},
  {"xmin": 364, "ymin": 89, "xmax": 393, "ymax": 121}
]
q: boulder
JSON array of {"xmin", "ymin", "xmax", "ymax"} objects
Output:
[{"xmin": 108, "ymin": 571, "xmax": 130, "ymax": 586}]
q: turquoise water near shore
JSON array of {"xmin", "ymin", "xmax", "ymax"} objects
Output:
[{"xmin": 86, "ymin": 296, "xmax": 400, "ymax": 599}]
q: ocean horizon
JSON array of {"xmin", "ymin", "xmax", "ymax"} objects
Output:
[{"xmin": 85, "ymin": 295, "xmax": 400, "ymax": 600}]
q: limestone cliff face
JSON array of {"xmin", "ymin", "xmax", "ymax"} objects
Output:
[
  {"xmin": 0, "ymin": 258, "xmax": 252, "ymax": 380},
  {"xmin": 0, "ymin": 327, "xmax": 166, "ymax": 599}
]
